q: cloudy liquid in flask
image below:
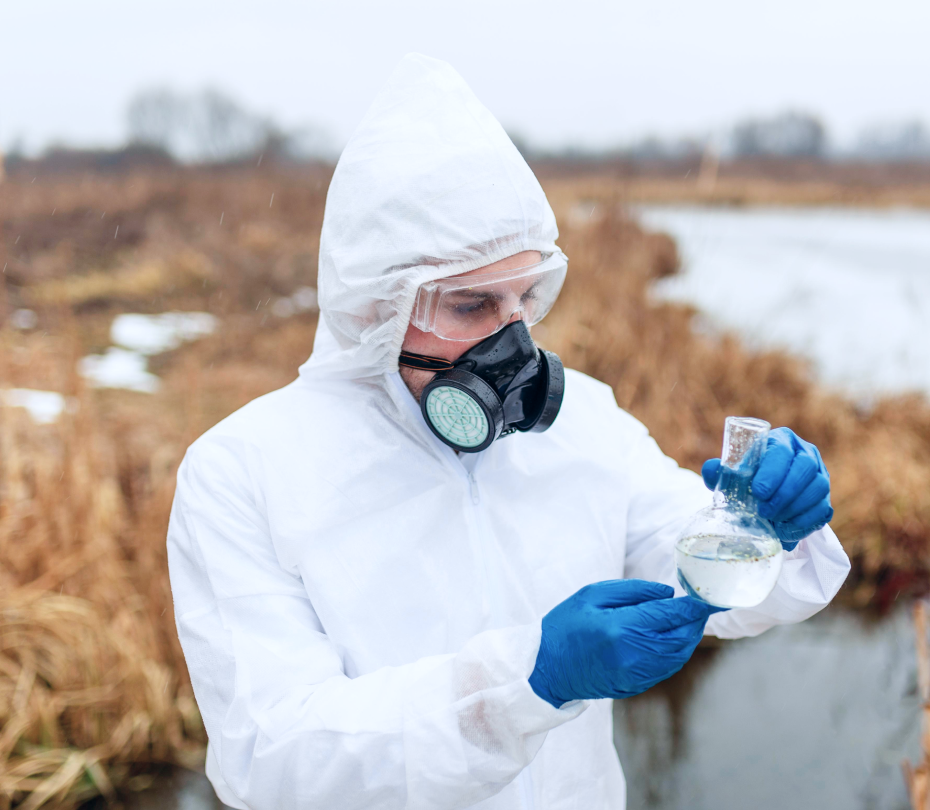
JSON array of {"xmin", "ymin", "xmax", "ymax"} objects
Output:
[
  {"xmin": 675, "ymin": 417, "xmax": 784, "ymax": 609},
  {"xmin": 676, "ymin": 533, "xmax": 783, "ymax": 608}
]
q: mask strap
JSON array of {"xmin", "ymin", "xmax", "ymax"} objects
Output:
[{"xmin": 398, "ymin": 352, "xmax": 455, "ymax": 372}]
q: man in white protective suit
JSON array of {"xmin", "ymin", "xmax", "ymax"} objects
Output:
[{"xmin": 167, "ymin": 54, "xmax": 850, "ymax": 809}]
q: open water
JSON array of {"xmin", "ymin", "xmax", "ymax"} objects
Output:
[{"xmin": 615, "ymin": 604, "xmax": 919, "ymax": 809}]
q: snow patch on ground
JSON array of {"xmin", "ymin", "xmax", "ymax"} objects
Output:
[
  {"xmin": 79, "ymin": 348, "xmax": 162, "ymax": 393},
  {"xmin": 80, "ymin": 312, "xmax": 218, "ymax": 393},
  {"xmin": 111, "ymin": 312, "xmax": 218, "ymax": 355},
  {"xmin": 271, "ymin": 286, "xmax": 318, "ymax": 319},
  {"xmin": 0, "ymin": 389, "xmax": 67, "ymax": 424}
]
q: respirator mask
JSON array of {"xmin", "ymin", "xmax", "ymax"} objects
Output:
[{"xmin": 398, "ymin": 252, "xmax": 567, "ymax": 453}]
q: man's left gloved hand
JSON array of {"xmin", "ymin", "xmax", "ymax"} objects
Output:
[{"xmin": 701, "ymin": 427, "xmax": 833, "ymax": 551}]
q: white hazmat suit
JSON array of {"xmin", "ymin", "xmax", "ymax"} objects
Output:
[{"xmin": 167, "ymin": 54, "xmax": 850, "ymax": 810}]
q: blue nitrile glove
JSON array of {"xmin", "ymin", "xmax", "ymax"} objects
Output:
[
  {"xmin": 702, "ymin": 426, "xmax": 834, "ymax": 551},
  {"xmin": 528, "ymin": 580, "xmax": 724, "ymax": 708}
]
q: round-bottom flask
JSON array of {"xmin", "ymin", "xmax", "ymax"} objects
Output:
[{"xmin": 675, "ymin": 417, "xmax": 783, "ymax": 609}]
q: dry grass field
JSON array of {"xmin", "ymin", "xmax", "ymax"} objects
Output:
[
  {"xmin": 1, "ymin": 165, "xmax": 929, "ymax": 806},
  {"xmin": 535, "ymin": 156, "xmax": 930, "ymax": 208}
]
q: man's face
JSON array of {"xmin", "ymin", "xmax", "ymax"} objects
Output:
[{"xmin": 400, "ymin": 250, "xmax": 543, "ymax": 402}]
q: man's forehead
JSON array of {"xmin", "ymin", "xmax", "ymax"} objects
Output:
[{"xmin": 452, "ymin": 250, "xmax": 543, "ymax": 281}]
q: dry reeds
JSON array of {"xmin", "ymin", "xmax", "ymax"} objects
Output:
[
  {"xmin": 0, "ymin": 592, "xmax": 202, "ymax": 810},
  {"xmin": 535, "ymin": 158, "xmax": 930, "ymax": 209},
  {"xmin": 0, "ymin": 366, "xmax": 205, "ymax": 808},
  {"xmin": 904, "ymin": 601, "xmax": 930, "ymax": 809}
]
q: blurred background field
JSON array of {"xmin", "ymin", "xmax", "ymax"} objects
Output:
[
  {"xmin": 5, "ymin": 0, "xmax": 930, "ymax": 805},
  {"xmin": 2, "ymin": 160, "xmax": 930, "ymax": 807}
]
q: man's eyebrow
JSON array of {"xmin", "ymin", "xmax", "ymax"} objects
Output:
[{"xmin": 446, "ymin": 290, "xmax": 505, "ymax": 303}]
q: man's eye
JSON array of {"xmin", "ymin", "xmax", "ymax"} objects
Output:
[{"xmin": 451, "ymin": 300, "xmax": 491, "ymax": 317}]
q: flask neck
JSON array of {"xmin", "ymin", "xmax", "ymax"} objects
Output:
[
  {"xmin": 714, "ymin": 416, "xmax": 770, "ymax": 513},
  {"xmin": 714, "ymin": 467, "xmax": 759, "ymax": 512}
]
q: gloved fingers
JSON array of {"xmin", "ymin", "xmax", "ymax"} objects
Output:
[
  {"xmin": 756, "ymin": 443, "xmax": 821, "ymax": 520},
  {"xmin": 701, "ymin": 458, "xmax": 722, "ymax": 491},
  {"xmin": 627, "ymin": 596, "xmax": 719, "ymax": 632},
  {"xmin": 586, "ymin": 579, "xmax": 674, "ymax": 609},
  {"xmin": 638, "ymin": 646, "xmax": 698, "ymax": 685},
  {"xmin": 777, "ymin": 501, "xmax": 834, "ymax": 539},
  {"xmin": 751, "ymin": 428, "xmax": 797, "ymax": 500},
  {"xmin": 776, "ymin": 473, "xmax": 830, "ymax": 521},
  {"xmin": 773, "ymin": 525, "xmax": 803, "ymax": 551},
  {"xmin": 626, "ymin": 617, "xmax": 708, "ymax": 653},
  {"xmin": 811, "ymin": 442, "xmax": 830, "ymax": 481},
  {"xmin": 609, "ymin": 664, "xmax": 688, "ymax": 699},
  {"xmin": 672, "ymin": 617, "xmax": 713, "ymax": 656}
]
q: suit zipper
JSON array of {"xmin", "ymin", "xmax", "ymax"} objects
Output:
[
  {"xmin": 465, "ymin": 467, "xmax": 508, "ymax": 627},
  {"xmin": 467, "ymin": 465, "xmax": 534, "ymax": 809},
  {"xmin": 519, "ymin": 767, "xmax": 535, "ymax": 809}
]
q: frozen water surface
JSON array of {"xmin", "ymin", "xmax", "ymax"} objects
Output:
[{"xmin": 638, "ymin": 206, "xmax": 930, "ymax": 401}]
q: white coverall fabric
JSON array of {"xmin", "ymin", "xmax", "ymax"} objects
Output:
[{"xmin": 167, "ymin": 54, "xmax": 851, "ymax": 810}]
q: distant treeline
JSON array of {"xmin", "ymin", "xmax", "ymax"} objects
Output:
[
  {"xmin": 3, "ymin": 89, "xmax": 929, "ymax": 176},
  {"xmin": 516, "ymin": 111, "xmax": 930, "ymax": 163},
  {"xmin": 9, "ymin": 148, "xmax": 930, "ymax": 182}
]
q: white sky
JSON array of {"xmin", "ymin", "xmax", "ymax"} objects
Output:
[{"xmin": 2, "ymin": 0, "xmax": 928, "ymax": 154}]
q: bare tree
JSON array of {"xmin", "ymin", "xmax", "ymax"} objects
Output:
[
  {"xmin": 125, "ymin": 88, "xmax": 277, "ymax": 163},
  {"xmin": 857, "ymin": 121, "xmax": 930, "ymax": 161},
  {"xmin": 126, "ymin": 89, "xmax": 189, "ymax": 153},
  {"xmin": 187, "ymin": 89, "xmax": 273, "ymax": 161}
]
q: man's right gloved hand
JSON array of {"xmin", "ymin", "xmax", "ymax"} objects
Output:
[{"xmin": 528, "ymin": 579, "xmax": 724, "ymax": 708}]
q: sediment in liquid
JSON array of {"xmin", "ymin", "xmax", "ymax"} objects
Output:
[{"xmin": 676, "ymin": 533, "xmax": 783, "ymax": 609}]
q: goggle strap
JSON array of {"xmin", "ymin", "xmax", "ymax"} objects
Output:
[{"xmin": 398, "ymin": 352, "xmax": 456, "ymax": 372}]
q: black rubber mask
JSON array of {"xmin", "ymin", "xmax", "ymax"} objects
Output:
[{"xmin": 398, "ymin": 320, "xmax": 564, "ymax": 453}]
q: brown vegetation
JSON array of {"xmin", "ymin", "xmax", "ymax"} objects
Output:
[
  {"xmin": 1, "ymin": 167, "xmax": 929, "ymax": 805},
  {"xmin": 903, "ymin": 600, "xmax": 930, "ymax": 809},
  {"xmin": 535, "ymin": 157, "xmax": 930, "ymax": 208}
]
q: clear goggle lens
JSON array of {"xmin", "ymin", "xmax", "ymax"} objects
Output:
[{"xmin": 411, "ymin": 252, "xmax": 568, "ymax": 341}]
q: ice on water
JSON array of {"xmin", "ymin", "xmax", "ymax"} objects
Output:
[{"xmin": 639, "ymin": 206, "xmax": 930, "ymax": 401}]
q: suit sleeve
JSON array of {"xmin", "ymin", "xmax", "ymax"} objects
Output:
[
  {"xmin": 618, "ymin": 412, "xmax": 850, "ymax": 639},
  {"xmin": 167, "ymin": 434, "xmax": 584, "ymax": 810}
]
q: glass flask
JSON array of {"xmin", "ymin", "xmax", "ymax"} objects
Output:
[{"xmin": 675, "ymin": 416, "xmax": 783, "ymax": 609}]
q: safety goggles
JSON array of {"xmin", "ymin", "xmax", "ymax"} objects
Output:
[{"xmin": 410, "ymin": 251, "xmax": 568, "ymax": 341}]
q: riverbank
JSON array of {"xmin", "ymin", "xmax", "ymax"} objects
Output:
[
  {"xmin": 542, "ymin": 196, "xmax": 930, "ymax": 610},
  {"xmin": 1, "ymin": 167, "xmax": 929, "ymax": 806}
]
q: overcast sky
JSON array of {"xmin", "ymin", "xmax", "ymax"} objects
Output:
[{"xmin": 2, "ymin": 0, "xmax": 928, "ymax": 154}]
